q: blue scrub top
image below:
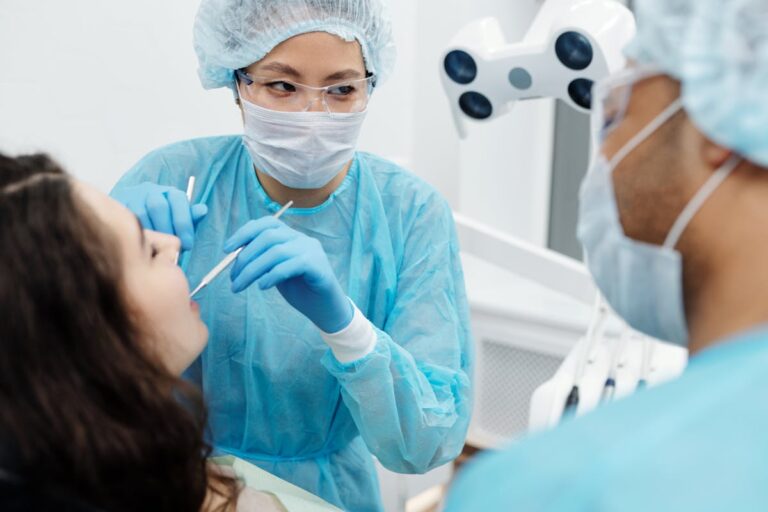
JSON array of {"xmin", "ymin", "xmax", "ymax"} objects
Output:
[
  {"xmin": 112, "ymin": 136, "xmax": 473, "ymax": 512},
  {"xmin": 446, "ymin": 327, "xmax": 768, "ymax": 511}
]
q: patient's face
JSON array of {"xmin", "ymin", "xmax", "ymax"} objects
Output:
[{"xmin": 75, "ymin": 182, "xmax": 208, "ymax": 375}]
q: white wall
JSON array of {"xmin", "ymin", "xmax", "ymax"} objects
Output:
[{"xmin": 0, "ymin": 0, "xmax": 234, "ymax": 191}]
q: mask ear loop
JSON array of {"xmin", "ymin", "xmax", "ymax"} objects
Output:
[
  {"xmin": 608, "ymin": 98, "xmax": 684, "ymax": 170},
  {"xmin": 663, "ymin": 155, "xmax": 742, "ymax": 249}
]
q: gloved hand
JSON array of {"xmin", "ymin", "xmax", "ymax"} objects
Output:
[
  {"xmin": 111, "ymin": 182, "xmax": 208, "ymax": 251},
  {"xmin": 224, "ymin": 216, "xmax": 354, "ymax": 334}
]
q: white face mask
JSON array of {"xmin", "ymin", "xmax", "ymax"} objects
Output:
[
  {"xmin": 240, "ymin": 98, "xmax": 368, "ymax": 190},
  {"xmin": 578, "ymin": 99, "xmax": 741, "ymax": 346}
]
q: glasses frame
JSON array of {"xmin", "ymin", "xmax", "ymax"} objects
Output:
[
  {"xmin": 591, "ymin": 65, "xmax": 664, "ymax": 144},
  {"xmin": 235, "ymin": 69, "xmax": 377, "ymax": 115}
]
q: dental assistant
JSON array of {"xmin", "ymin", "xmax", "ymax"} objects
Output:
[
  {"xmin": 446, "ymin": 0, "xmax": 768, "ymax": 510},
  {"xmin": 110, "ymin": 1, "xmax": 473, "ymax": 510}
]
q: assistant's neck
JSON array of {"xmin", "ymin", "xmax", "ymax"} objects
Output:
[
  {"xmin": 255, "ymin": 161, "xmax": 352, "ymax": 209},
  {"xmin": 684, "ymin": 169, "xmax": 768, "ymax": 355}
]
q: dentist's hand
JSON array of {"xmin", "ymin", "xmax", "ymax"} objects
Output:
[
  {"xmin": 112, "ymin": 182, "xmax": 208, "ymax": 251},
  {"xmin": 224, "ymin": 217, "xmax": 354, "ymax": 334}
]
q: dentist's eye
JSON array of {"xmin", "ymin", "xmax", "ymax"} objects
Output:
[
  {"xmin": 328, "ymin": 85, "xmax": 355, "ymax": 96},
  {"xmin": 267, "ymin": 81, "xmax": 297, "ymax": 93}
]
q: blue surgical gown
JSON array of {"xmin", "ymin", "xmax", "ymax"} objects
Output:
[
  {"xmin": 446, "ymin": 327, "xmax": 768, "ymax": 512},
  {"xmin": 112, "ymin": 136, "xmax": 473, "ymax": 512}
]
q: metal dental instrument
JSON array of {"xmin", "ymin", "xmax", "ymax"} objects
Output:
[
  {"xmin": 189, "ymin": 200, "xmax": 294, "ymax": 298},
  {"xmin": 175, "ymin": 176, "xmax": 196, "ymax": 265}
]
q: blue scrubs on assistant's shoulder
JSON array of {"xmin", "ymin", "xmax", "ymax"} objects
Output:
[
  {"xmin": 112, "ymin": 136, "xmax": 473, "ymax": 512},
  {"xmin": 446, "ymin": 328, "xmax": 768, "ymax": 512}
]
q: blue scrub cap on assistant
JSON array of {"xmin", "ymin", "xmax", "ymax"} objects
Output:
[
  {"xmin": 625, "ymin": 0, "xmax": 768, "ymax": 166},
  {"xmin": 193, "ymin": 0, "xmax": 397, "ymax": 91}
]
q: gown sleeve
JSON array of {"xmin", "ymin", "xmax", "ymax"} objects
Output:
[{"xmin": 321, "ymin": 193, "xmax": 474, "ymax": 474}]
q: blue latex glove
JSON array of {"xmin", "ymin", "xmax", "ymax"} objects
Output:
[
  {"xmin": 111, "ymin": 182, "xmax": 208, "ymax": 250},
  {"xmin": 225, "ymin": 216, "xmax": 354, "ymax": 334}
]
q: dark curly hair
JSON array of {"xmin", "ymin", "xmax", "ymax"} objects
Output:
[{"xmin": 0, "ymin": 153, "xmax": 236, "ymax": 511}]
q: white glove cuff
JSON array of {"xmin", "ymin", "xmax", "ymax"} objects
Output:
[{"xmin": 320, "ymin": 299, "xmax": 377, "ymax": 363}]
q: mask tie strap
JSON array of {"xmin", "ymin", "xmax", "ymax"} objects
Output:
[
  {"xmin": 608, "ymin": 98, "xmax": 684, "ymax": 170},
  {"xmin": 664, "ymin": 155, "xmax": 742, "ymax": 249}
]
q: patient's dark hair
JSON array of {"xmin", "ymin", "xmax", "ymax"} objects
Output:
[{"xmin": 0, "ymin": 153, "xmax": 234, "ymax": 511}]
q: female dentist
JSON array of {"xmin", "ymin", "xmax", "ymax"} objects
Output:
[{"xmin": 111, "ymin": 1, "xmax": 472, "ymax": 510}]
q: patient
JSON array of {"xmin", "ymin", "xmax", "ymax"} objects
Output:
[{"xmin": 0, "ymin": 153, "xmax": 282, "ymax": 511}]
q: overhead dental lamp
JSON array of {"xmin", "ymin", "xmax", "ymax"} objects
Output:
[{"xmin": 441, "ymin": 0, "xmax": 636, "ymax": 137}]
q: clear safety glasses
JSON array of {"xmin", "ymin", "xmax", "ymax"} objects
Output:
[
  {"xmin": 591, "ymin": 65, "xmax": 664, "ymax": 145},
  {"xmin": 236, "ymin": 69, "xmax": 376, "ymax": 115}
]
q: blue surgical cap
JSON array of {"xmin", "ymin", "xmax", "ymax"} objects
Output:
[
  {"xmin": 193, "ymin": 0, "xmax": 397, "ymax": 91},
  {"xmin": 625, "ymin": 0, "xmax": 768, "ymax": 167}
]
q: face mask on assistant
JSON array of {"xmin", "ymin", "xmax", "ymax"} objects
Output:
[
  {"xmin": 237, "ymin": 74, "xmax": 370, "ymax": 189},
  {"xmin": 578, "ymin": 77, "xmax": 741, "ymax": 346}
]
